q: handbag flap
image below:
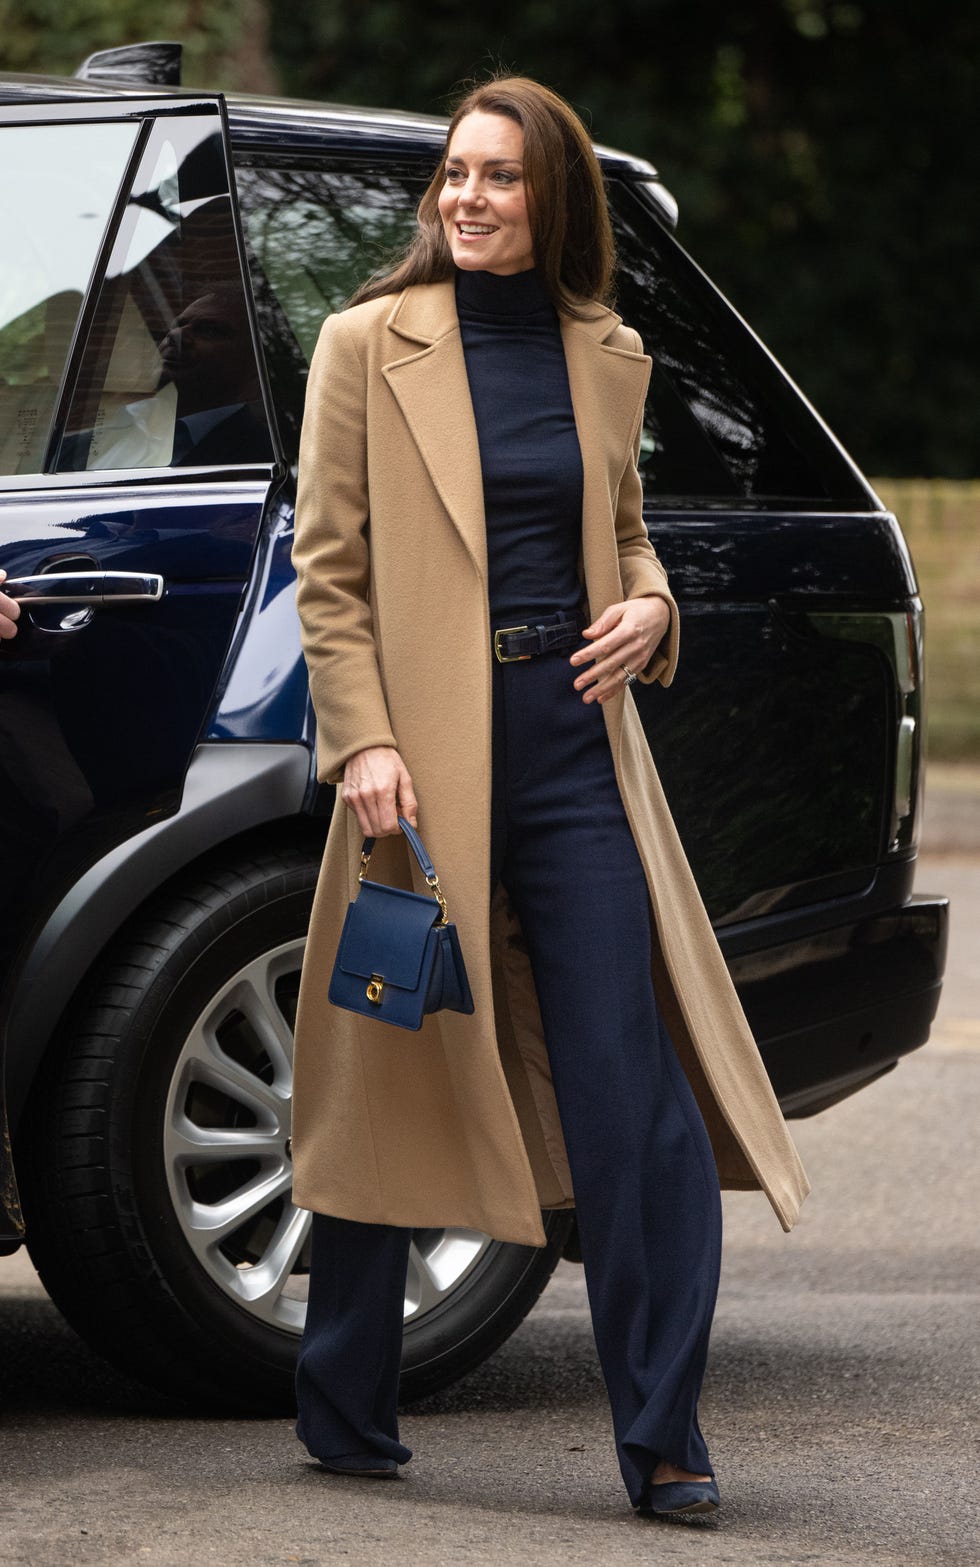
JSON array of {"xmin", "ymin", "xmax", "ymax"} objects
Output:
[{"xmin": 336, "ymin": 880, "xmax": 440, "ymax": 991}]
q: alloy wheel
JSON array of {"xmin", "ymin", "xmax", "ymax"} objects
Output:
[{"xmin": 162, "ymin": 939, "xmax": 491, "ymax": 1333}]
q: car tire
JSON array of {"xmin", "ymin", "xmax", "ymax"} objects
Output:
[{"xmin": 20, "ymin": 841, "xmax": 571, "ymax": 1412}]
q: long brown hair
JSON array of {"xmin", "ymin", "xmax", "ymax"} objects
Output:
[{"xmin": 349, "ymin": 76, "xmax": 616, "ymax": 316}]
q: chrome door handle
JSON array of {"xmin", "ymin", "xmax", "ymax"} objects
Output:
[{"xmin": 2, "ymin": 571, "xmax": 164, "ymax": 605}]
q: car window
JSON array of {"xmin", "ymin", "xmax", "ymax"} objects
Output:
[
  {"xmin": 56, "ymin": 118, "xmax": 273, "ymax": 474},
  {"xmin": 608, "ymin": 181, "xmax": 868, "ymax": 505},
  {"xmin": 234, "ymin": 159, "xmax": 429, "ymax": 461},
  {"xmin": 234, "ymin": 155, "xmax": 864, "ymax": 504},
  {"xmin": 0, "ymin": 121, "xmax": 139, "ymax": 477},
  {"xmin": 236, "ymin": 161, "xmax": 426, "ymax": 355}
]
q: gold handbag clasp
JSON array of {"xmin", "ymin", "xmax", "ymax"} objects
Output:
[{"xmin": 366, "ymin": 975, "xmax": 384, "ymax": 1004}]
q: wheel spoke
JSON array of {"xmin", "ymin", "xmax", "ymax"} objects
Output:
[
  {"xmin": 167, "ymin": 1116, "xmax": 284, "ymax": 1166},
  {"xmin": 406, "ymin": 1240, "xmax": 447, "ymax": 1318},
  {"xmin": 405, "ymin": 1229, "xmax": 488, "ymax": 1320},
  {"xmin": 182, "ymin": 1164, "xmax": 293, "ymax": 1249},
  {"xmin": 234, "ymin": 1204, "xmax": 311, "ymax": 1307},
  {"xmin": 423, "ymin": 1228, "xmax": 488, "ymax": 1291},
  {"xmin": 189, "ymin": 1044, "xmax": 286, "ymax": 1125},
  {"xmin": 233, "ymin": 966, "xmax": 296, "ymax": 1082}
]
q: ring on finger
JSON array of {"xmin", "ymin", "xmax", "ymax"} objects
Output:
[{"xmin": 621, "ymin": 664, "xmax": 638, "ymax": 687}]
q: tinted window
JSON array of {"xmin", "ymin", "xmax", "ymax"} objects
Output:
[
  {"xmin": 609, "ymin": 181, "xmax": 867, "ymax": 505},
  {"xmin": 57, "ymin": 118, "xmax": 273, "ymax": 473},
  {"xmin": 234, "ymin": 159, "xmax": 428, "ymax": 460},
  {"xmin": 235, "ymin": 156, "xmax": 865, "ymax": 502},
  {"xmin": 0, "ymin": 121, "xmax": 138, "ymax": 476}
]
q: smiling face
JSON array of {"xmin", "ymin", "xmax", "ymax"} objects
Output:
[{"xmin": 437, "ymin": 110, "xmax": 534, "ymax": 276}]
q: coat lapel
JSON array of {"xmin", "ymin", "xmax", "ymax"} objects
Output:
[
  {"xmin": 382, "ymin": 283, "xmax": 488, "ymax": 582},
  {"xmin": 381, "ymin": 282, "xmax": 651, "ymax": 591}
]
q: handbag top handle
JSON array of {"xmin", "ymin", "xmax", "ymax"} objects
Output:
[{"xmin": 358, "ymin": 817, "xmax": 449, "ymax": 925}]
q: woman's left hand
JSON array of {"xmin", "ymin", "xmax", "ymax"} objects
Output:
[{"xmin": 570, "ymin": 596, "xmax": 670, "ymax": 704}]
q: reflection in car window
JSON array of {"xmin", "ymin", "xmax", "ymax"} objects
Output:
[
  {"xmin": 609, "ymin": 182, "xmax": 865, "ymax": 504},
  {"xmin": 235, "ymin": 161, "xmax": 428, "ymax": 460},
  {"xmin": 57, "ymin": 119, "xmax": 273, "ymax": 473},
  {"xmin": 237, "ymin": 162, "xmax": 426, "ymax": 356},
  {"xmin": 0, "ymin": 122, "xmax": 138, "ymax": 477}
]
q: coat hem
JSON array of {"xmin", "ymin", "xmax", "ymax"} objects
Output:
[{"xmin": 291, "ymin": 1186, "xmax": 549, "ymax": 1249}]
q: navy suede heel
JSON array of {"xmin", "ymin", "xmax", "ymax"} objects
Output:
[
  {"xmin": 317, "ymin": 1454, "xmax": 399, "ymax": 1478},
  {"xmin": 638, "ymin": 1478, "xmax": 720, "ymax": 1516}
]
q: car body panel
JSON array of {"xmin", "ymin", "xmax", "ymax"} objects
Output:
[{"xmin": 2, "ymin": 740, "xmax": 312, "ymax": 1129}]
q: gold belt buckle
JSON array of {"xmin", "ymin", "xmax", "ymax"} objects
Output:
[{"xmin": 494, "ymin": 624, "xmax": 531, "ymax": 663}]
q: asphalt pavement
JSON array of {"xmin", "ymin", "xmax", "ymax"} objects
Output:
[{"xmin": 1, "ymin": 828, "xmax": 977, "ymax": 1566}]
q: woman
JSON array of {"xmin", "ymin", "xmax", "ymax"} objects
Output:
[{"xmin": 290, "ymin": 75, "xmax": 809, "ymax": 1519}]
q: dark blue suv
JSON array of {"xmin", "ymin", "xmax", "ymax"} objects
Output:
[{"xmin": 0, "ymin": 43, "xmax": 947, "ymax": 1412}]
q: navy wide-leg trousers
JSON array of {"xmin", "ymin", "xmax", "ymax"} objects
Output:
[{"xmin": 296, "ymin": 645, "xmax": 723, "ymax": 1505}]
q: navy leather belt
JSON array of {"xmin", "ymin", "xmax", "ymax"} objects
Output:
[{"xmin": 492, "ymin": 612, "xmax": 585, "ymax": 663}]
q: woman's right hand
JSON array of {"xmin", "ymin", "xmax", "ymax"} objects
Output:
[{"xmin": 341, "ymin": 746, "xmax": 418, "ymax": 838}]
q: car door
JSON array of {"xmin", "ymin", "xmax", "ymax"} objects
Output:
[{"xmin": 0, "ymin": 95, "xmax": 280, "ymax": 1007}]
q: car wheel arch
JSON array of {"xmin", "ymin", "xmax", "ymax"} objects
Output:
[{"xmin": 4, "ymin": 741, "xmax": 319, "ymax": 1132}]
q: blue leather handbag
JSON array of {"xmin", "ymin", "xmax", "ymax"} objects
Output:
[{"xmin": 328, "ymin": 817, "xmax": 475, "ymax": 1031}]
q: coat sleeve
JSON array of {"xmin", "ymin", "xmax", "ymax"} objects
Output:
[
  {"xmin": 292, "ymin": 311, "xmax": 399, "ymax": 784},
  {"xmin": 613, "ymin": 327, "xmax": 679, "ymax": 687}
]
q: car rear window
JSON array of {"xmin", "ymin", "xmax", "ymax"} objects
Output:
[
  {"xmin": 609, "ymin": 181, "xmax": 868, "ymax": 505},
  {"xmin": 0, "ymin": 121, "xmax": 138, "ymax": 476}
]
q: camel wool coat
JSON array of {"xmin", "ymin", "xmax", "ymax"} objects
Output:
[{"xmin": 289, "ymin": 279, "xmax": 810, "ymax": 1247}]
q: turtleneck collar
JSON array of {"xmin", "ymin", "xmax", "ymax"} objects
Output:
[{"xmin": 454, "ymin": 265, "xmax": 554, "ymax": 319}]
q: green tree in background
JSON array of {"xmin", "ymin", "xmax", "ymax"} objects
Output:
[
  {"xmin": 266, "ymin": 0, "xmax": 979, "ymax": 479},
  {"xmin": 0, "ymin": 0, "xmax": 275, "ymax": 97},
  {"xmin": 1, "ymin": 0, "xmax": 976, "ymax": 476}
]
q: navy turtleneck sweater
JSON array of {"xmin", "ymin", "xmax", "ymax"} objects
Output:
[{"xmin": 455, "ymin": 266, "xmax": 584, "ymax": 623}]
